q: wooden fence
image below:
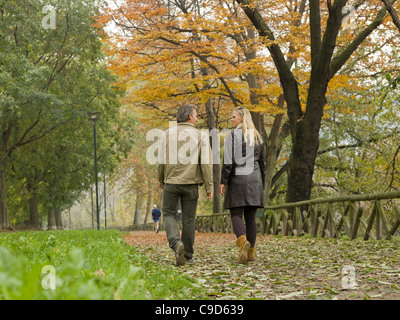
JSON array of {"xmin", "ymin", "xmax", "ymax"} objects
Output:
[
  {"xmin": 195, "ymin": 210, "xmax": 265, "ymax": 234},
  {"xmin": 196, "ymin": 191, "xmax": 400, "ymax": 240},
  {"xmin": 124, "ymin": 191, "xmax": 400, "ymax": 240}
]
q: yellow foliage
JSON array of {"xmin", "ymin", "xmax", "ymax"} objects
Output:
[{"xmin": 95, "ymin": 0, "xmax": 400, "ymax": 131}]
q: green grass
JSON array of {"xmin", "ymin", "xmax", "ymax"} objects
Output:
[{"xmin": 0, "ymin": 229, "xmax": 206, "ymax": 300}]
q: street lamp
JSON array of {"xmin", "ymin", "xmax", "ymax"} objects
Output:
[{"xmin": 88, "ymin": 111, "xmax": 101, "ymax": 230}]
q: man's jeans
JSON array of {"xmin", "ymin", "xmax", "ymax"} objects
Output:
[{"xmin": 162, "ymin": 183, "xmax": 198, "ymax": 259}]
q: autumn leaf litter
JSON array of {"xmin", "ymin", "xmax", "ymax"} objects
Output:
[{"xmin": 123, "ymin": 231, "xmax": 400, "ymax": 300}]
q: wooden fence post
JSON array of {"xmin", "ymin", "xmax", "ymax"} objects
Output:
[
  {"xmin": 389, "ymin": 206, "xmax": 400, "ymax": 236},
  {"xmin": 376, "ymin": 200, "xmax": 391, "ymax": 240},
  {"xmin": 364, "ymin": 201, "xmax": 377, "ymax": 240},
  {"xmin": 351, "ymin": 207, "xmax": 363, "ymax": 239}
]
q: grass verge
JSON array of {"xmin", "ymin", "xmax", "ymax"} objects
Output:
[{"xmin": 0, "ymin": 229, "xmax": 207, "ymax": 300}]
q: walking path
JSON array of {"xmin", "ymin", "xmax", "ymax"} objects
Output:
[{"xmin": 123, "ymin": 231, "xmax": 400, "ymax": 300}]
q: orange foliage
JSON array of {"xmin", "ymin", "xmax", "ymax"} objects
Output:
[
  {"xmin": 96, "ymin": 0, "xmax": 400, "ymax": 130},
  {"xmin": 96, "ymin": 0, "xmax": 289, "ymax": 129},
  {"xmin": 94, "ymin": 0, "xmax": 400, "ymax": 209}
]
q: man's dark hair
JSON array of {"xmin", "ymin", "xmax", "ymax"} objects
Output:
[{"xmin": 176, "ymin": 104, "xmax": 196, "ymax": 123}]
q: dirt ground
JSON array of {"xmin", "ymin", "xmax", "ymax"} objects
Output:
[{"xmin": 123, "ymin": 231, "xmax": 400, "ymax": 300}]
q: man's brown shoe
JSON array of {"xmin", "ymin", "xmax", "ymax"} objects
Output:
[{"xmin": 175, "ymin": 243, "xmax": 186, "ymax": 266}]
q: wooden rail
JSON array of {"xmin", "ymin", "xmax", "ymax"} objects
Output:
[
  {"xmin": 195, "ymin": 191, "xmax": 400, "ymax": 240},
  {"xmin": 123, "ymin": 191, "xmax": 400, "ymax": 240}
]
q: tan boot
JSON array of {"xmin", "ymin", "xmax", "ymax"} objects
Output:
[
  {"xmin": 248, "ymin": 247, "xmax": 256, "ymax": 262},
  {"xmin": 236, "ymin": 235, "xmax": 250, "ymax": 264}
]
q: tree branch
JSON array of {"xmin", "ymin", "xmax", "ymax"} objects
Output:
[
  {"xmin": 329, "ymin": 0, "xmax": 397, "ymax": 79},
  {"xmin": 287, "ymin": 0, "xmax": 307, "ymax": 68},
  {"xmin": 386, "ymin": 144, "xmax": 400, "ymax": 191},
  {"xmin": 317, "ymin": 130, "xmax": 400, "ymax": 155},
  {"xmin": 309, "ymin": 0, "xmax": 322, "ymax": 64},
  {"xmin": 188, "ymin": 49, "xmax": 243, "ymax": 106},
  {"xmin": 235, "ymin": 0, "xmax": 302, "ymax": 135},
  {"xmin": 381, "ymin": 0, "xmax": 400, "ymax": 32}
]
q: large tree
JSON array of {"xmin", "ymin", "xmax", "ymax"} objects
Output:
[{"xmin": 236, "ymin": 0, "xmax": 400, "ymax": 206}]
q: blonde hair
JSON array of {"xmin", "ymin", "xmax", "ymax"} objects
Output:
[{"xmin": 234, "ymin": 107, "xmax": 263, "ymax": 146}]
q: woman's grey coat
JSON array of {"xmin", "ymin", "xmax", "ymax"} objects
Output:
[{"xmin": 221, "ymin": 129, "xmax": 266, "ymax": 209}]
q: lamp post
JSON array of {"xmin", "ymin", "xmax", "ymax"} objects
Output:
[{"xmin": 88, "ymin": 111, "xmax": 101, "ymax": 230}]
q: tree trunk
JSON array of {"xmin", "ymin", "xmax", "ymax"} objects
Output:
[
  {"xmin": 286, "ymin": 1, "xmax": 340, "ymax": 206},
  {"xmin": 212, "ymin": 163, "xmax": 221, "ymax": 213},
  {"xmin": 246, "ymin": 26, "xmax": 265, "ymax": 138},
  {"xmin": 68, "ymin": 208, "xmax": 72, "ymax": 229},
  {"xmin": 91, "ymin": 188, "xmax": 94, "ymax": 229},
  {"xmin": 28, "ymin": 193, "xmax": 40, "ymax": 230},
  {"xmin": 55, "ymin": 209, "xmax": 63, "ymax": 230},
  {"xmin": 159, "ymin": 189, "xmax": 164, "ymax": 218},
  {"xmin": 246, "ymin": 24, "xmax": 281, "ymax": 204},
  {"xmin": 144, "ymin": 181, "xmax": 153, "ymax": 223},
  {"xmin": 134, "ymin": 192, "xmax": 142, "ymax": 225},
  {"xmin": 264, "ymin": 112, "xmax": 285, "ymax": 205},
  {"xmin": 205, "ymin": 89, "xmax": 221, "ymax": 214},
  {"xmin": 0, "ymin": 163, "xmax": 10, "ymax": 230},
  {"xmin": 110, "ymin": 192, "xmax": 115, "ymax": 224},
  {"xmin": 26, "ymin": 176, "xmax": 41, "ymax": 230},
  {"xmin": 47, "ymin": 209, "xmax": 57, "ymax": 230},
  {"xmin": 286, "ymin": 118, "xmax": 320, "ymax": 208}
]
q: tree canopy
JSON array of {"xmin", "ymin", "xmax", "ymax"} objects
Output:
[
  {"xmin": 0, "ymin": 0, "xmax": 132, "ymax": 229},
  {"xmin": 1, "ymin": 0, "xmax": 400, "ymax": 228},
  {"xmin": 97, "ymin": 0, "xmax": 400, "ymax": 214}
]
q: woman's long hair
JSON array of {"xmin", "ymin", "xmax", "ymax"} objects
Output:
[{"xmin": 234, "ymin": 107, "xmax": 263, "ymax": 146}]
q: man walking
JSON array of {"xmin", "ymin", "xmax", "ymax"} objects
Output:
[
  {"xmin": 152, "ymin": 204, "xmax": 161, "ymax": 233},
  {"xmin": 158, "ymin": 104, "xmax": 213, "ymax": 266}
]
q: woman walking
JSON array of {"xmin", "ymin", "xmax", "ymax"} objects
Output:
[{"xmin": 219, "ymin": 107, "xmax": 266, "ymax": 264}]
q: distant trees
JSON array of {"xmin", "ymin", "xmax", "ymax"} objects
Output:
[
  {"xmin": 0, "ymin": 0, "xmax": 128, "ymax": 230},
  {"xmin": 315, "ymin": 76, "xmax": 400, "ymax": 197}
]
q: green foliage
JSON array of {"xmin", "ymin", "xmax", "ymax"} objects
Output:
[
  {"xmin": 0, "ymin": 0, "xmax": 136, "ymax": 226},
  {"xmin": 0, "ymin": 230, "xmax": 205, "ymax": 299},
  {"xmin": 314, "ymin": 75, "xmax": 400, "ymax": 198}
]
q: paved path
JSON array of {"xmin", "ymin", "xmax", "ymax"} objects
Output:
[{"xmin": 123, "ymin": 231, "xmax": 400, "ymax": 300}]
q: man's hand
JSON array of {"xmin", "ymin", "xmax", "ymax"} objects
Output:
[
  {"xmin": 219, "ymin": 184, "xmax": 225, "ymax": 195},
  {"xmin": 207, "ymin": 192, "xmax": 214, "ymax": 200}
]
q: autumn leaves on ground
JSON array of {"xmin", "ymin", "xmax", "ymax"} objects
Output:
[{"xmin": 123, "ymin": 231, "xmax": 400, "ymax": 300}]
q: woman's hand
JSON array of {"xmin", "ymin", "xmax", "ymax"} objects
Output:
[{"xmin": 219, "ymin": 184, "xmax": 225, "ymax": 195}]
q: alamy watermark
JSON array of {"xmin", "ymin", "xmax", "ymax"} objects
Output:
[
  {"xmin": 341, "ymin": 265, "xmax": 358, "ymax": 289},
  {"xmin": 41, "ymin": 265, "xmax": 56, "ymax": 290},
  {"xmin": 146, "ymin": 123, "xmax": 256, "ymax": 175},
  {"xmin": 42, "ymin": 5, "xmax": 56, "ymax": 30},
  {"xmin": 342, "ymin": 5, "xmax": 356, "ymax": 30}
]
